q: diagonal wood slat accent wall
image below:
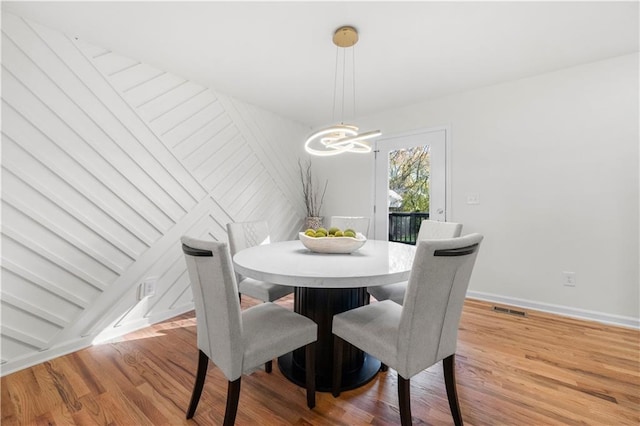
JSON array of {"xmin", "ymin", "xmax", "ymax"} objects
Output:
[{"xmin": 0, "ymin": 13, "xmax": 309, "ymax": 375}]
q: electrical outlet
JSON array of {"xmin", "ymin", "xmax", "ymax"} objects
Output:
[
  {"xmin": 138, "ymin": 277, "xmax": 157, "ymax": 300},
  {"xmin": 562, "ymin": 271, "xmax": 576, "ymax": 287}
]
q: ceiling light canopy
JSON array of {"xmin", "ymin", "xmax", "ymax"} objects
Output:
[{"xmin": 304, "ymin": 26, "xmax": 381, "ymax": 157}]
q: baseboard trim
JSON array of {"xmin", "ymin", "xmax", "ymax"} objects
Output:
[
  {"xmin": 1, "ymin": 304, "xmax": 196, "ymax": 377},
  {"xmin": 467, "ymin": 290, "xmax": 640, "ymax": 330},
  {"xmin": 1, "ymin": 335, "xmax": 94, "ymax": 377},
  {"xmin": 92, "ymin": 303, "xmax": 195, "ymax": 344}
]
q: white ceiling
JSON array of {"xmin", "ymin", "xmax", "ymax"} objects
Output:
[{"xmin": 3, "ymin": 1, "xmax": 638, "ymax": 127}]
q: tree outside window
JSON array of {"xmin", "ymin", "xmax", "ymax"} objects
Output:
[{"xmin": 389, "ymin": 146, "xmax": 430, "ymax": 213}]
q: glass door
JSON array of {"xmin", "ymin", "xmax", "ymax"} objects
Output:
[{"xmin": 373, "ymin": 127, "xmax": 448, "ymax": 241}]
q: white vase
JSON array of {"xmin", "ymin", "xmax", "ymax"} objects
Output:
[{"xmin": 304, "ymin": 216, "xmax": 324, "ymax": 230}]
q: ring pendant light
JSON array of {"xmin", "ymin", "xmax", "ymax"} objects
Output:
[{"xmin": 304, "ymin": 26, "xmax": 381, "ymax": 156}]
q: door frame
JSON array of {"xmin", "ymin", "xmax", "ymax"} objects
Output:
[{"xmin": 372, "ymin": 125, "xmax": 452, "ymax": 240}]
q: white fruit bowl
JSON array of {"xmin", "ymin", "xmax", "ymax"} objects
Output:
[{"xmin": 298, "ymin": 232, "xmax": 367, "ymax": 254}]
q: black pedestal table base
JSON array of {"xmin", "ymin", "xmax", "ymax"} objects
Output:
[{"xmin": 277, "ymin": 286, "xmax": 381, "ymax": 392}]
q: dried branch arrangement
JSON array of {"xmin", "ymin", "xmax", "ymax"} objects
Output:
[{"xmin": 298, "ymin": 159, "xmax": 328, "ymax": 217}]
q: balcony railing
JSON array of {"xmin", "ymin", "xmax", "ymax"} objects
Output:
[{"xmin": 389, "ymin": 212, "xmax": 430, "ymax": 245}]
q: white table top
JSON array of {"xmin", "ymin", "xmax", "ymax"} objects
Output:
[{"xmin": 232, "ymin": 239, "xmax": 416, "ymax": 288}]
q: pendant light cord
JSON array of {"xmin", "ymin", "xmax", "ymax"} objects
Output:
[
  {"xmin": 331, "ymin": 47, "xmax": 339, "ymax": 124},
  {"xmin": 352, "ymin": 44, "xmax": 356, "ymax": 122},
  {"xmin": 341, "ymin": 45, "xmax": 346, "ymax": 124},
  {"xmin": 332, "ymin": 36, "xmax": 357, "ymax": 125}
]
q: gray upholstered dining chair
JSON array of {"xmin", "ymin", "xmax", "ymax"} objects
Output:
[
  {"xmin": 227, "ymin": 221, "xmax": 293, "ymax": 302},
  {"xmin": 332, "ymin": 233, "xmax": 483, "ymax": 426},
  {"xmin": 329, "ymin": 216, "xmax": 370, "ymax": 237},
  {"xmin": 181, "ymin": 237, "xmax": 317, "ymax": 425},
  {"xmin": 368, "ymin": 220, "xmax": 463, "ymax": 304}
]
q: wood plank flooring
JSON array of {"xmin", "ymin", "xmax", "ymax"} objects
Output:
[{"xmin": 2, "ymin": 297, "xmax": 638, "ymax": 425}]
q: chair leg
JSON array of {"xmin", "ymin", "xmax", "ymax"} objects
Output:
[
  {"xmin": 397, "ymin": 375, "xmax": 412, "ymax": 426},
  {"xmin": 265, "ymin": 360, "xmax": 272, "ymax": 373},
  {"xmin": 443, "ymin": 354, "xmax": 464, "ymax": 426},
  {"xmin": 305, "ymin": 342, "xmax": 316, "ymax": 409},
  {"xmin": 223, "ymin": 378, "xmax": 241, "ymax": 426},
  {"xmin": 186, "ymin": 350, "xmax": 209, "ymax": 419},
  {"xmin": 332, "ymin": 335, "xmax": 344, "ymax": 397}
]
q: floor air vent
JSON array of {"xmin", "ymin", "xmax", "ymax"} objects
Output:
[{"xmin": 492, "ymin": 306, "xmax": 527, "ymax": 317}]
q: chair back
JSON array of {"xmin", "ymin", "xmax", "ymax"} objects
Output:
[
  {"xmin": 396, "ymin": 233, "xmax": 483, "ymax": 378},
  {"xmin": 329, "ymin": 216, "xmax": 370, "ymax": 237},
  {"xmin": 227, "ymin": 221, "xmax": 271, "ymax": 282},
  {"xmin": 181, "ymin": 237, "xmax": 244, "ymax": 381},
  {"xmin": 417, "ymin": 220, "xmax": 463, "ymax": 240},
  {"xmin": 227, "ymin": 221, "xmax": 271, "ymax": 255}
]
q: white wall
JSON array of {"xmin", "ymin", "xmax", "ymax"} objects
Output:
[
  {"xmin": 317, "ymin": 53, "xmax": 639, "ymax": 326},
  {"xmin": 2, "ymin": 12, "xmax": 637, "ymax": 378},
  {"xmin": 0, "ymin": 13, "xmax": 309, "ymax": 375}
]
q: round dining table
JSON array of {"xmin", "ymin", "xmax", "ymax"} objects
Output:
[{"xmin": 233, "ymin": 238, "xmax": 416, "ymax": 392}]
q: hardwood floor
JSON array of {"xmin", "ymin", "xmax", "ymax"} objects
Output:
[{"xmin": 2, "ymin": 297, "xmax": 638, "ymax": 425}]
